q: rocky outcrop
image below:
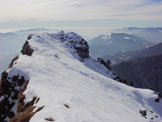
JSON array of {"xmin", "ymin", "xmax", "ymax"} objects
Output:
[
  {"xmin": 0, "ymin": 61, "xmax": 43, "ymax": 122},
  {"xmin": 22, "ymin": 32, "xmax": 89, "ymax": 60},
  {"xmin": 60, "ymin": 31, "xmax": 89, "ymax": 60},
  {"xmin": 10, "ymin": 83, "xmax": 44, "ymax": 122},
  {"xmin": 0, "ymin": 34, "xmax": 43, "ymax": 122},
  {"xmin": 0, "ymin": 71, "xmax": 27, "ymax": 121},
  {"xmin": 69, "ymin": 38, "xmax": 89, "ymax": 60},
  {"xmin": 21, "ymin": 41, "xmax": 34, "ymax": 56},
  {"xmin": 21, "ymin": 35, "xmax": 34, "ymax": 56},
  {"xmin": 8, "ymin": 56, "xmax": 19, "ymax": 69}
]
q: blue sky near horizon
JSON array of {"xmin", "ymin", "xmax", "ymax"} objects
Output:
[{"xmin": 0, "ymin": 0, "xmax": 162, "ymax": 32}]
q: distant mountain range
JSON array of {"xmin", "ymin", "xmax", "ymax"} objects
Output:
[
  {"xmin": 118, "ymin": 27, "xmax": 162, "ymax": 43},
  {"xmin": 112, "ymin": 53, "xmax": 162, "ymax": 94},
  {"xmin": 127, "ymin": 42, "xmax": 162, "ymax": 60},
  {"xmin": 88, "ymin": 33, "xmax": 154, "ymax": 64},
  {"xmin": 112, "ymin": 42, "xmax": 162, "ymax": 94}
]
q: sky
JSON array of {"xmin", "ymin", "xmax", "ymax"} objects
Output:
[{"xmin": 0, "ymin": 0, "xmax": 162, "ymax": 32}]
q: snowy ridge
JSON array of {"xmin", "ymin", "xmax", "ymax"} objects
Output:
[{"xmin": 1, "ymin": 32, "xmax": 162, "ymax": 122}]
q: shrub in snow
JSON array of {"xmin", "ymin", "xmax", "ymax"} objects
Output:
[
  {"xmin": 130, "ymin": 82, "xmax": 134, "ymax": 87},
  {"xmin": 140, "ymin": 110, "xmax": 147, "ymax": 118},
  {"xmin": 97, "ymin": 58, "xmax": 111, "ymax": 70},
  {"xmin": 123, "ymin": 80, "xmax": 127, "ymax": 84},
  {"xmin": 155, "ymin": 93, "xmax": 161, "ymax": 103}
]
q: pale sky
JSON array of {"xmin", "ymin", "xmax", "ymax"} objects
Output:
[{"xmin": 0, "ymin": 0, "xmax": 162, "ymax": 31}]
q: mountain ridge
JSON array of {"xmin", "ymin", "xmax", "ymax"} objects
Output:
[
  {"xmin": 118, "ymin": 27, "xmax": 162, "ymax": 43},
  {"xmin": 0, "ymin": 31, "xmax": 162, "ymax": 122}
]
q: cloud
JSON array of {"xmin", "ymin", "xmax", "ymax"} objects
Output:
[{"xmin": 0, "ymin": 0, "xmax": 162, "ymax": 29}]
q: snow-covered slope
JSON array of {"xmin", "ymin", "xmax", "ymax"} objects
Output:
[
  {"xmin": 0, "ymin": 28, "xmax": 91, "ymax": 77},
  {"xmin": 0, "ymin": 32, "xmax": 162, "ymax": 122}
]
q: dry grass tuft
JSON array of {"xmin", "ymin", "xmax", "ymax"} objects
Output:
[{"xmin": 10, "ymin": 81, "xmax": 44, "ymax": 122}]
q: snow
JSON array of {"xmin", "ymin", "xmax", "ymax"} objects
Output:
[
  {"xmin": 102, "ymin": 34, "xmax": 113, "ymax": 45},
  {"xmin": 124, "ymin": 37, "xmax": 131, "ymax": 39},
  {"xmin": 6, "ymin": 32, "xmax": 162, "ymax": 122},
  {"xmin": 102, "ymin": 33, "xmax": 111, "ymax": 40}
]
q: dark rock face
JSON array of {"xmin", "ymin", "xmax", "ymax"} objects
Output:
[
  {"xmin": 21, "ymin": 41, "xmax": 34, "ymax": 56},
  {"xmin": 112, "ymin": 54, "xmax": 162, "ymax": 94},
  {"xmin": 57, "ymin": 31, "xmax": 89, "ymax": 60},
  {"xmin": 27, "ymin": 34, "xmax": 33, "ymax": 40},
  {"xmin": 69, "ymin": 39, "xmax": 89, "ymax": 60},
  {"xmin": 8, "ymin": 56, "xmax": 19, "ymax": 68},
  {"xmin": 0, "ymin": 71, "xmax": 26, "ymax": 122}
]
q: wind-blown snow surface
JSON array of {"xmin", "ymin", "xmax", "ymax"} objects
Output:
[{"xmin": 6, "ymin": 32, "xmax": 162, "ymax": 122}]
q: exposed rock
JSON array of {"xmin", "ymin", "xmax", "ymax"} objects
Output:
[
  {"xmin": 69, "ymin": 38, "xmax": 89, "ymax": 60},
  {"xmin": 21, "ymin": 41, "xmax": 34, "ymax": 56},
  {"xmin": 0, "ymin": 38, "xmax": 43, "ymax": 121},
  {"xmin": 0, "ymin": 65, "xmax": 43, "ymax": 122},
  {"xmin": 10, "ymin": 83, "xmax": 44, "ymax": 122},
  {"xmin": 27, "ymin": 34, "xmax": 33, "ymax": 40},
  {"xmin": 8, "ymin": 56, "xmax": 19, "ymax": 68},
  {"xmin": 0, "ymin": 71, "xmax": 26, "ymax": 121}
]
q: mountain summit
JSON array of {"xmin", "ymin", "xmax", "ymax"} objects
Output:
[{"xmin": 0, "ymin": 31, "xmax": 162, "ymax": 122}]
